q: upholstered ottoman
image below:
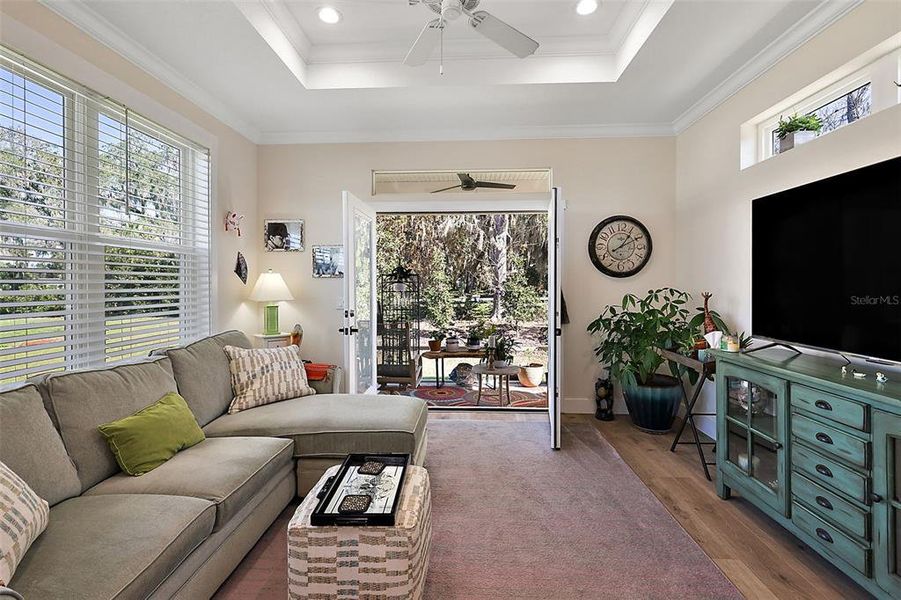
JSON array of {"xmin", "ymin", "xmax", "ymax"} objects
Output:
[{"xmin": 287, "ymin": 465, "xmax": 431, "ymax": 599}]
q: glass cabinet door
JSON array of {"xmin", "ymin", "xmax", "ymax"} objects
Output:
[
  {"xmin": 873, "ymin": 410, "xmax": 901, "ymax": 598},
  {"xmin": 718, "ymin": 364, "xmax": 788, "ymax": 514}
]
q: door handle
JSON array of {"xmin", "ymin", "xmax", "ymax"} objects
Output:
[
  {"xmin": 815, "ymin": 432, "xmax": 833, "ymax": 445},
  {"xmin": 349, "ymin": 327, "xmax": 359, "ymax": 334},
  {"xmin": 338, "ymin": 327, "xmax": 346, "ymax": 335}
]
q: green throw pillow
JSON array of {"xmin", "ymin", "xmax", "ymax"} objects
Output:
[{"xmin": 98, "ymin": 392, "xmax": 205, "ymax": 476}]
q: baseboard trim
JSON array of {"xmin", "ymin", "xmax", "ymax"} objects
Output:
[{"xmin": 562, "ymin": 396, "xmax": 595, "ymax": 414}]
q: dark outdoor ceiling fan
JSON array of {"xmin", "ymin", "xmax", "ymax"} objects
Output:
[{"xmin": 431, "ymin": 173, "xmax": 517, "ymax": 193}]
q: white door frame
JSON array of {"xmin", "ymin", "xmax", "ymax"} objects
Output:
[
  {"xmin": 342, "ymin": 191, "xmax": 378, "ymax": 395},
  {"xmin": 370, "ymin": 192, "xmax": 563, "ymax": 449}
]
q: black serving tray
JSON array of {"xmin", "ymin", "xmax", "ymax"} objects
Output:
[{"xmin": 310, "ymin": 453, "xmax": 410, "ymax": 526}]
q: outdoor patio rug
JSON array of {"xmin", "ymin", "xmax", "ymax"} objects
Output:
[
  {"xmin": 404, "ymin": 384, "xmax": 548, "ymax": 408},
  {"xmin": 214, "ymin": 418, "xmax": 740, "ymax": 599}
]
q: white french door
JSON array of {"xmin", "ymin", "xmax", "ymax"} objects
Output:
[
  {"xmin": 341, "ymin": 191, "xmax": 378, "ymax": 394},
  {"xmin": 547, "ymin": 187, "xmax": 564, "ymax": 449}
]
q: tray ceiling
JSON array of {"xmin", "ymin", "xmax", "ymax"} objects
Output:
[{"xmin": 36, "ymin": 0, "xmax": 863, "ymax": 144}]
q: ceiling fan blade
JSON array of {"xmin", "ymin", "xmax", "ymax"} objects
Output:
[
  {"xmin": 404, "ymin": 19, "xmax": 443, "ymax": 66},
  {"xmin": 457, "ymin": 173, "xmax": 476, "ymax": 186},
  {"xmin": 432, "ymin": 184, "xmax": 463, "ymax": 193},
  {"xmin": 474, "ymin": 181, "xmax": 517, "ymax": 190},
  {"xmin": 469, "ymin": 11, "xmax": 539, "ymax": 58}
]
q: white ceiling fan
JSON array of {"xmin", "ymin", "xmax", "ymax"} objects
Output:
[{"xmin": 403, "ymin": 0, "xmax": 539, "ymax": 71}]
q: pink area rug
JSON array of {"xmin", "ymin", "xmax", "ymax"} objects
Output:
[{"xmin": 215, "ymin": 419, "xmax": 740, "ymax": 599}]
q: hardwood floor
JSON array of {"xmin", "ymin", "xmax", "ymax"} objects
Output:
[{"xmin": 577, "ymin": 414, "xmax": 871, "ymax": 600}]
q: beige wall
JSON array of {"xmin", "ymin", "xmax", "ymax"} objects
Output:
[
  {"xmin": 675, "ymin": 2, "xmax": 901, "ymax": 435},
  {"xmin": 259, "ymin": 138, "xmax": 676, "ymax": 409},
  {"xmin": 0, "ymin": 1, "xmax": 260, "ymax": 334}
]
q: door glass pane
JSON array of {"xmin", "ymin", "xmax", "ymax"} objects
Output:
[
  {"xmin": 751, "ymin": 434, "xmax": 780, "ymax": 493},
  {"xmin": 353, "ymin": 211, "xmax": 373, "ymax": 393},
  {"xmin": 894, "ymin": 434, "xmax": 901, "ymax": 503},
  {"xmin": 750, "ymin": 384, "xmax": 778, "ymax": 438},
  {"xmin": 726, "ymin": 378, "xmax": 748, "ymax": 423},
  {"xmin": 726, "ymin": 420, "xmax": 749, "ymax": 473}
]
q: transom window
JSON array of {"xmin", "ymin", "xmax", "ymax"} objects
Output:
[{"xmin": 0, "ymin": 46, "xmax": 211, "ymax": 386}]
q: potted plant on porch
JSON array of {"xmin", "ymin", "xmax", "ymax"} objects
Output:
[
  {"xmin": 587, "ymin": 287, "xmax": 694, "ymax": 434},
  {"xmin": 428, "ymin": 332, "xmax": 445, "ymax": 352}
]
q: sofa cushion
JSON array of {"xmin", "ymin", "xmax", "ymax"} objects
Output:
[
  {"xmin": 203, "ymin": 394, "xmax": 427, "ymax": 458},
  {"xmin": 0, "ymin": 385, "xmax": 81, "ymax": 505},
  {"xmin": 8, "ymin": 494, "xmax": 214, "ymax": 600},
  {"xmin": 44, "ymin": 357, "xmax": 178, "ymax": 490},
  {"xmin": 165, "ymin": 330, "xmax": 252, "ymax": 426},
  {"xmin": 0, "ymin": 461, "xmax": 49, "ymax": 586},
  {"xmin": 224, "ymin": 345, "xmax": 315, "ymax": 414},
  {"xmin": 84, "ymin": 437, "xmax": 293, "ymax": 532},
  {"xmin": 98, "ymin": 392, "xmax": 206, "ymax": 476}
]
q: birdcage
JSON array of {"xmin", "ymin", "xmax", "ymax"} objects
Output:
[{"xmin": 377, "ymin": 265, "xmax": 422, "ymax": 388}]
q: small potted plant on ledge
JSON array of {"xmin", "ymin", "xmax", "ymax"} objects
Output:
[
  {"xmin": 428, "ymin": 332, "xmax": 445, "ymax": 352},
  {"xmin": 776, "ymin": 113, "xmax": 822, "ymax": 154},
  {"xmin": 587, "ymin": 287, "xmax": 694, "ymax": 434}
]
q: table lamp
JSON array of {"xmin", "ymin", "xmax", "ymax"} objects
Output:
[{"xmin": 250, "ymin": 269, "xmax": 294, "ymax": 335}]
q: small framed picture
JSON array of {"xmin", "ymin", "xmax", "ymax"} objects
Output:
[
  {"xmin": 312, "ymin": 245, "xmax": 344, "ymax": 278},
  {"xmin": 264, "ymin": 219, "xmax": 304, "ymax": 252}
]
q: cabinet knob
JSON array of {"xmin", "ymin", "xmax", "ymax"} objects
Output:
[
  {"xmin": 815, "ymin": 464, "xmax": 833, "ymax": 478},
  {"xmin": 870, "ymin": 493, "xmax": 883, "ymax": 504},
  {"xmin": 815, "ymin": 496, "xmax": 833, "ymax": 510},
  {"xmin": 815, "ymin": 528, "xmax": 834, "ymax": 544},
  {"xmin": 815, "ymin": 432, "xmax": 834, "ymax": 445}
]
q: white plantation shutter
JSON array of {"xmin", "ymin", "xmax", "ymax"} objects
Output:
[{"xmin": 0, "ymin": 46, "xmax": 211, "ymax": 385}]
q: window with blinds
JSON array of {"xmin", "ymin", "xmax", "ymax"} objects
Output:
[{"xmin": 0, "ymin": 46, "xmax": 211, "ymax": 386}]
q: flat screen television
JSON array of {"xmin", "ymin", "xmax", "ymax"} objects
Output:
[{"xmin": 752, "ymin": 156, "xmax": 901, "ymax": 363}]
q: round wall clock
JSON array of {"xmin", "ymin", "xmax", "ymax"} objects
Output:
[{"xmin": 588, "ymin": 215, "xmax": 652, "ymax": 278}]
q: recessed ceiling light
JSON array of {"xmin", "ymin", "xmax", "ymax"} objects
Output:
[
  {"xmin": 318, "ymin": 6, "xmax": 342, "ymax": 24},
  {"xmin": 575, "ymin": 0, "xmax": 598, "ymax": 16}
]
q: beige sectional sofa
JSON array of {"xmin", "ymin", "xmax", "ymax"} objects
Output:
[{"xmin": 0, "ymin": 331, "xmax": 427, "ymax": 599}]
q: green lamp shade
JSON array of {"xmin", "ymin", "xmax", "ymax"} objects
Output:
[{"xmin": 263, "ymin": 304, "xmax": 280, "ymax": 335}]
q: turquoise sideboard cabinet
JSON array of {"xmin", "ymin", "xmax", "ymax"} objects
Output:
[{"xmin": 714, "ymin": 349, "xmax": 901, "ymax": 599}]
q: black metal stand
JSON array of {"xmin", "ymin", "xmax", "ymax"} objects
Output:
[
  {"xmin": 669, "ymin": 372, "xmax": 717, "ymax": 481},
  {"xmin": 742, "ymin": 342, "xmax": 802, "ymax": 355},
  {"xmin": 659, "ymin": 348, "xmax": 717, "ymax": 481}
]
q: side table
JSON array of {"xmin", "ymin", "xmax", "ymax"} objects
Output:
[{"xmin": 472, "ymin": 364, "xmax": 519, "ymax": 407}]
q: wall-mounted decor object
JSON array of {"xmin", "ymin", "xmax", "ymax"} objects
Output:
[
  {"xmin": 224, "ymin": 211, "xmax": 244, "ymax": 236},
  {"xmin": 588, "ymin": 215, "xmax": 652, "ymax": 278},
  {"xmin": 264, "ymin": 219, "xmax": 304, "ymax": 252},
  {"xmin": 312, "ymin": 245, "xmax": 344, "ymax": 278},
  {"xmin": 234, "ymin": 252, "xmax": 248, "ymax": 284}
]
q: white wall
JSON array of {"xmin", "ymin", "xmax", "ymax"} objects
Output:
[
  {"xmin": 0, "ymin": 2, "xmax": 260, "ymax": 335},
  {"xmin": 258, "ymin": 138, "xmax": 676, "ymax": 411},
  {"xmin": 675, "ymin": 2, "xmax": 901, "ymax": 436}
]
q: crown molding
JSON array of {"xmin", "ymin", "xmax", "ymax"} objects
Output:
[
  {"xmin": 259, "ymin": 122, "xmax": 676, "ymax": 145},
  {"xmin": 672, "ymin": 0, "xmax": 863, "ymax": 134},
  {"xmin": 38, "ymin": 0, "xmax": 262, "ymax": 143}
]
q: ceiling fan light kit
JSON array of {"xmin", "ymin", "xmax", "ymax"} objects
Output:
[{"xmin": 404, "ymin": 0, "xmax": 539, "ymax": 74}]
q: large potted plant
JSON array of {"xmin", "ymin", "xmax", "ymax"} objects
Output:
[
  {"xmin": 776, "ymin": 113, "xmax": 821, "ymax": 153},
  {"xmin": 587, "ymin": 287, "xmax": 694, "ymax": 433}
]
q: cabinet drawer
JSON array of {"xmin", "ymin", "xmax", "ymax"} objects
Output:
[
  {"xmin": 792, "ymin": 502, "xmax": 870, "ymax": 576},
  {"xmin": 791, "ymin": 385, "xmax": 868, "ymax": 432},
  {"xmin": 792, "ymin": 414, "xmax": 869, "ymax": 469},
  {"xmin": 792, "ymin": 472, "xmax": 869, "ymax": 540},
  {"xmin": 792, "ymin": 444, "xmax": 869, "ymax": 504}
]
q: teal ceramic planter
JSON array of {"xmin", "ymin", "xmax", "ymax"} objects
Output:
[{"xmin": 622, "ymin": 374, "xmax": 682, "ymax": 434}]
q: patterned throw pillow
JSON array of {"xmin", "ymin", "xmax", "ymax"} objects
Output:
[
  {"xmin": 0, "ymin": 461, "xmax": 50, "ymax": 586},
  {"xmin": 223, "ymin": 345, "xmax": 316, "ymax": 414}
]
